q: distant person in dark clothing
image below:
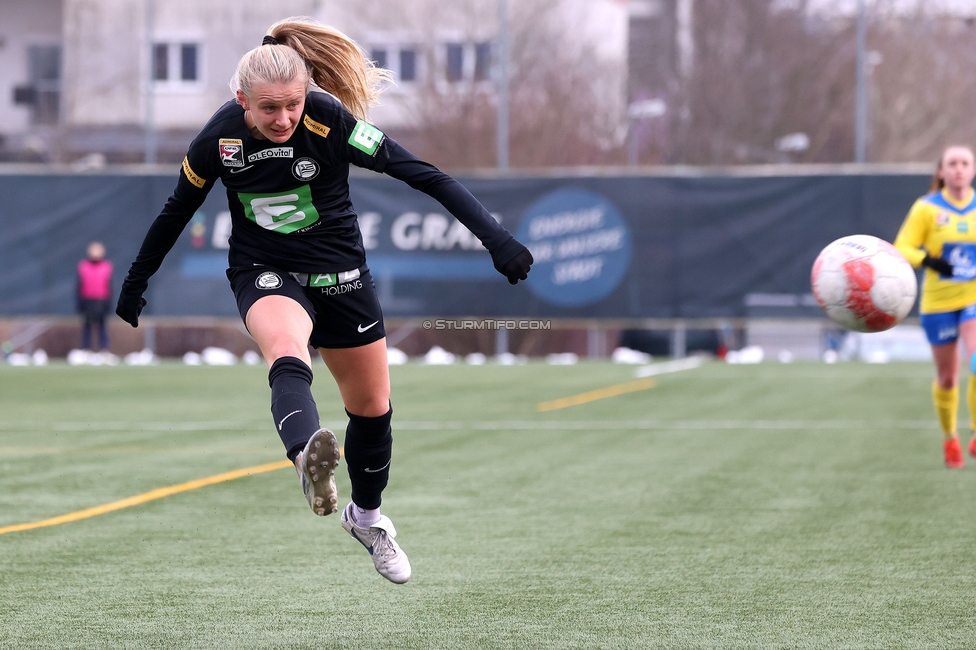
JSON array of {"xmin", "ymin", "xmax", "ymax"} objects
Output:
[{"xmin": 77, "ymin": 241, "xmax": 113, "ymax": 351}]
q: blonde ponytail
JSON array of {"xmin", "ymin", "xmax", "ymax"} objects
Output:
[{"xmin": 266, "ymin": 16, "xmax": 392, "ymax": 120}]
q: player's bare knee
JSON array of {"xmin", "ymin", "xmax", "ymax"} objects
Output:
[
  {"xmin": 265, "ymin": 342, "xmax": 311, "ymax": 365},
  {"xmin": 343, "ymin": 394, "xmax": 391, "ymax": 418},
  {"xmin": 937, "ymin": 374, "xmax": 958, "ymax": 390}
]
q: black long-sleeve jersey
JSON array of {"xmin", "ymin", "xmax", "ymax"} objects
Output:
[{"xmin": 122, "ymin": 91, "xmax": 524, "ymax": 295}]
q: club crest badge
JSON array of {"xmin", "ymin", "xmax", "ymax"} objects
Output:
[
  {"xmin": 219, "ymin": 138, "xmax": 245, "ymax": 167},
  {"xmin": 292, "ymin": 157, "xmax": 320, "ymax": 181},
  {"xmin": 255, "ymin": 271, "xmax": 283, "ymax": 290}
]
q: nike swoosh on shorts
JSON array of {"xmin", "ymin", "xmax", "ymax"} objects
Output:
[{"xmin": 358, "ymin": 321, "xmax": 379, "ymax": 333}]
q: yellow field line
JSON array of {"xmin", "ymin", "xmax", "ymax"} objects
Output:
[
  {"xmin": 536, "ymin": 377, "xmax": 657, "ymax": 412},
  {"xmin": 0, "ymin": 459, "xmax": 294, "ymax": 536}
]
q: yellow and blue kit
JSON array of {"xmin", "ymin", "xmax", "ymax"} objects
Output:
[
  {"xmin": 894, "ymin": 188, "xmax": 976, "ymax": 316},
  {"xmin": 895, "ymin": 187, "xmax": 976, "ymax": 439}
]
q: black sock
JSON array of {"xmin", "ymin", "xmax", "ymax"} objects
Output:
[
  {"xmin": 268, "ymin": 357, "xmax": 321, "ymax": 461},
  {"xmin": 344, "ymin": 405, "xmax": 393, "ymax": 510}
]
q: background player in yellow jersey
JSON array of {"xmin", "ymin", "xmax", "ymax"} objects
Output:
[{"xmin": 894, "ymin": 145, "xmax": 976, "ymax": 468}]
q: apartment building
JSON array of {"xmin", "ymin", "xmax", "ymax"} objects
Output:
[{"xmin": 0, "ymin": 0, "xmax": 628, "ymax": 164}]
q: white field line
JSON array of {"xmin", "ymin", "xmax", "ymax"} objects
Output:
[
  {"xmin": 0, "ymin": 418, "xmax": 936, "ymax": 433},
  {"xmin": 383, "ymin": 420, "xmax": 934, "ymax": 430},
  {"xmin": 635, "ymin": 356, "xmax": 705, "ymax": 378},
  {"xmin": 0, "ymin": 421, "xmax": 242, "ymax": 431}
]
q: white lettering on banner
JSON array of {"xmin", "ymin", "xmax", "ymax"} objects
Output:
[
  {"xmin": 359, "ymin": 212, "xmax": 381, "ymax": 250},
  {"xmin": 530, "ymin": 242, "xmax": 553, "ymax": 263},
  {"xmin": 528, "ymin": 208, "xmax": 604, "ymax": 240},
  {"xmin": 552, "ymin": 256, "xmax": 604, "ymax": 285},
  {"xmin": 249, "ymin": 195, "xmax": 306, "ymax": 230},
  {"xmin": 556, "ymin": 228, "xmax": 624, "ymax": 258},
  {"xmin": 212, "ymin": 211, "xmax": 232, "ymax": 249},
  {"xmin": 421, "ymin": 214, "xmax": 450, "ymax": 249},
  {"xmin": 422, "ymin": 214, "xmax": 481, "ymax": 250},
  {"xmin": 391, "ymin": 212, "xmax": 423, "ymax": 250},
  {"xmin": 530, "ymin": 228, "xmax": 625, "ymax": 263},
  {"xmin": 390, "ymin": 212, "xmax": 482, "ymax": 251}
]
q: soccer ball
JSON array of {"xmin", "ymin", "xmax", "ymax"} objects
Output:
[{"xmin": 811, "ymin": 234, "xmax": 917, "ymax": 333}]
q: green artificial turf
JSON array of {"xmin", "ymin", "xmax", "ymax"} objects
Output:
[{"xmin": 1, "ymin": 360, "xmax": 975, "ymax": 648}]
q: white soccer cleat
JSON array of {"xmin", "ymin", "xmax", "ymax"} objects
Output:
[
  {"xmin": 294, "ymin": 428, "xmax": 340, "ymax": 516},
  {"xmin": 340, "ymin": 502, "xmax": 412, "ymax": 584}
]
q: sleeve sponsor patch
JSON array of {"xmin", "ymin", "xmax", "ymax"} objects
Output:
[
  {"xmin": 348, "ymin": 120, "xmax": 385, "ymax": 156},
  {"xmin": 303, "ymin": 114, "xmax": 331, "ymax": 139},
  {"xmin": 182, "ymin": 157, "xmax": 206, "ymax": 188},
  {"xmin": 218, "ymin": 138, "xmax": 244, "ymax": 167}
]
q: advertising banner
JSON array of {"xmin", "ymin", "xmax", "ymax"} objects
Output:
[{"xmin": 0, "ymin": 170, "xmax": 931, "ymax": 318}]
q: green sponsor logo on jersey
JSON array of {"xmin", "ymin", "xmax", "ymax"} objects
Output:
[
  {"xmin": 348, "ymin": 121, "xmax": 384, "ymax": 156},
  {"xmin": 309, "ymin": 273, "xmax": 337, "ymax": 287},
  {"xmin": 238, "ymin": 185, "xmax": 320, "ymax": 234}
]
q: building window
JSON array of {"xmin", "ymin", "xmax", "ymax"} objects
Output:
[
  {"xmin": 153, "ymin": 42, "xmax": 201, "ymax": 85},
  {"xmin": 446, "ymin": 43, "xmax": 464, "ymax": 82},
  {"xmin": 441, "ymin": 42, "xmax": 493, "ymax": 85},
  {"xmin": 366, "ymin": 43, "xmax": 423, "ymax": 84},
  {"xmin": 152, "ymin": 44, "xmax": 168, "ymax": 81},
  {"xmin": 26, "ymin": 45, "xmax": 61, "ymax": 125},
  {"xmin": 370, "ymin": 47, "xmax": 388, "ymax": 70},
  {"xmin": 474, "ymin": 42, "xmax": 492, "ymax": 82},
  {"xmin": 180, "ymin": 44, "xmax": 198, "ymax": 81},
  {"xmin": 400, "ymin": 48, "xmax": 417, "ymax": 81}
]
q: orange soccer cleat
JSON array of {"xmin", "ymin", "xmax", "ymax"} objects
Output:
[{"xmin": 945, "ymin": 437, "xmax": 965, "ymax": 469}]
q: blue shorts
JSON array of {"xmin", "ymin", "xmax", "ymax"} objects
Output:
[{"xmin": 919, "ymin": 304, "xmax": 976, "ymax": 345}]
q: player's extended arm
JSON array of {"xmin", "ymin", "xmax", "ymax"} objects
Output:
[
  {"xmin": 893, "ymin": 201, "xmax": 953, "ymax": 276},
  {"xmin": 920, "ymin": 254, "xmax": 953, "ymax": 276},
  {"xmin": 382, "ymin": 144, "xmax": 532, "ymax": 284},
  {"xmin": 117, "ymin": 175, "xmax": 211, "ymax": 327},
  {"xmin": 893, "ymin": 201, "xmax": 931, "ymax": 268}
]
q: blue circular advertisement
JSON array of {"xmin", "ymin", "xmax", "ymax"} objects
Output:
[{"xmin": 515, "ymin": 188, "xmax": 632, "ymax": 307}]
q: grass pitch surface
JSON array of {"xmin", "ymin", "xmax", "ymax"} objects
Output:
[{"xmin": 1, "ymin": 360, "xmax": 975, "ymax": 649}]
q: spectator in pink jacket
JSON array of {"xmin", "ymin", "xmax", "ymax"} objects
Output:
[{"xmin": 77, "ymin": 241, "xmax": 113, "ymax": 351}]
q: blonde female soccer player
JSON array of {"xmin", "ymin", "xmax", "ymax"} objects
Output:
[
  {"xmin": 894, "ymin": 145, "xmax": 976, "ymax": 468},
  {"xmin": 116, "ymin": 17, "xmax": 533, "ymax": 581}
]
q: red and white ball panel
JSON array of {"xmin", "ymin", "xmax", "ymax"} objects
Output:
[{"xmin": 811, "ymin": 235, "xmax": 917, "ymax": 333}]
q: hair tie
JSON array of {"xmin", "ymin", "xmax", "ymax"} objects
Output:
[{"xmin": 262, "ymin": 35, "xmax": 279, "ymax": 46}]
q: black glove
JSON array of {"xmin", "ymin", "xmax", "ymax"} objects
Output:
[
  {"xmin": 499, "ymin": 247, "xmax": 534, "ymax": 285},
  {"xmin": 922, "ymin": 254, "xmax": 953, "ymax": 277},
  {"xmin": 116, "ymin": 292, "xmax": 147, "ymax": 328}
]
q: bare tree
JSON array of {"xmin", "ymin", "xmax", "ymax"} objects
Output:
[
  {"xmin": 636, "ymin": 0, "xmax": 976, "ymax": 165},
  {"xmin": 671, "ymin": 0, "xmax": 859, "ymax": 164},
  {"xmin": 868, "ymin": 11, "xmax": 976, "ymax": 162},
  {"xmin": 400, "ymin": 0, "xmax": 626, "ymax": 169}
]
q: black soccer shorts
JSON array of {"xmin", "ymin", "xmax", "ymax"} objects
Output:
[{"xmin": 227, "ymin": 265, "xmax": 386, "ymax": 349}]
